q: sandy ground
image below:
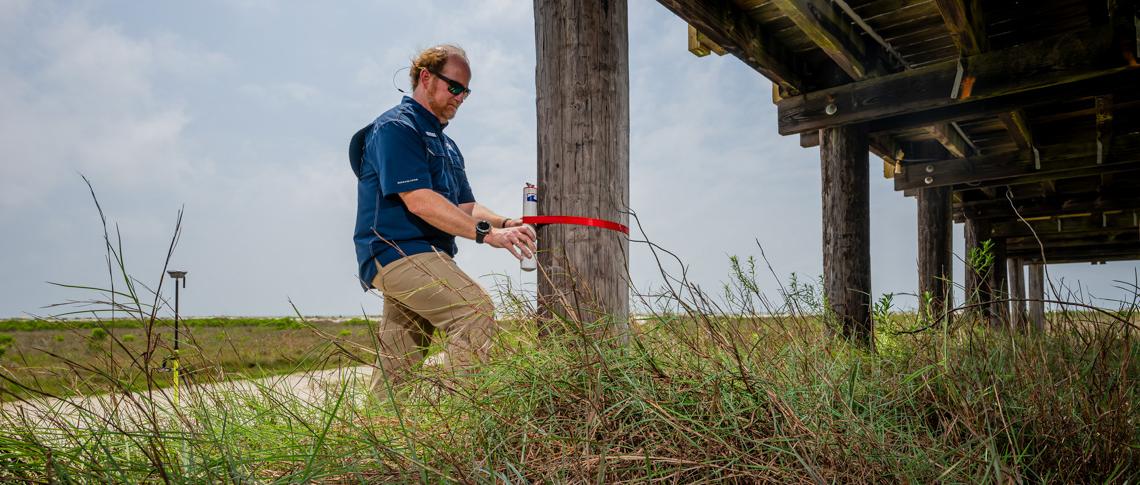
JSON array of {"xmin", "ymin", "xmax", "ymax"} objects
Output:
[{"xmin": 1, "ymin": 365, "xmax": 374, "ymax": 429}]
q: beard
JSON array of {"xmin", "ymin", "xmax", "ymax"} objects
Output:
[{"xmin": 427, "ymin": 86, "xmax": 459, "ymax": 122}]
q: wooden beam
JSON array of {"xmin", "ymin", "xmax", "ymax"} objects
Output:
[
  {"xmin": 821, "ymin": 124, "xmax": 872, "ymax": 348},
  {"xmin": 997, "ymin": 109, "xmax": 1036, "ymax": 159},
  {"xmin": 934, "ymin": 0, "xmax": 1035, "ymax": 162},
  {"xmin": 800, "ymin": 131, "xmax": 819, "ymax": 148},
  {"xmin": 770, "ymin": 0, "xmax": 895, "ymax": 80},
  {"xmin": 687, "ymin": 24, "xmax": 725, "ymax": 57},
  {"xmin": 773, "ymin": 0, "xmax": 974, "ymax": 166},
  {"xmin": 956, "ymin": 192, "xmax": 1140, "ymax": 221},
  {"xmin": 776, "ymin": 29, "xmax": 1135, "ymax": 135},
  {"xmin": 658, "ymin": 0, "xmax": 809, "ymax": 93},
  {"xmin": 895, "ymin": 133, "xmax": 1140, "ymax": 191},
  {"xmin": 992, "ymin": 211, "xmax": 1140, "ymax": 238},
  {"xmin": 1010, "ymin": 244, "xmax": 1140, "ymax": 263},
  {"xmin": 1007, "ymin": 231, "xmax": 1139, "ymax": 252},
  {"xmin": 933, "ymin": 0, "xmax": 988, "ymax": 56},
  {"xmin": 1027, "ymin": 263, "xmax": 1045, "ymax": 331},
  {"xmin": 925, "ymin": 123, "xmax": 972, "ymax": 158}
]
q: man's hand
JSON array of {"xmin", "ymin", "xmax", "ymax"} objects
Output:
[{"xmin": 484, "ymin": 225, "xmax": 537, "ymax": 261}]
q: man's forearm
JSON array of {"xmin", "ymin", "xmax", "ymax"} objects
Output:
[
  {"xmin": 401, "ymin": 189, "xmax": 479, "ymax": 239},
  {"xmin": 471, "ymin": 203, "xmax": 509, "ymax": 228}
]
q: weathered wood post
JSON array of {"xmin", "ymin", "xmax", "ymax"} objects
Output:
[
  {"xmin": 1027, "ymin": 263, "xmax": 1046, "ymax": 332},
  {"xmin": 534, "ymin": 0, "xmax": 630, "ymax": 329},
  {"xmin": 917, "ymin": 185, "xmax": 953, "ymax": 323},
  {"xmin": 964, "ymin": 217, "xmax": 994, "ymax": 324},
  {"xmin": 990, "ymin": 239, "xmax": 1010, "ymax": 327},
  {"xmin": 1007, "ymin": 257, "xmax": 1027, "ymax": 330},
  {"xmin": 821, "ymin": 125, "xmax": 872, "ymax": 348}
]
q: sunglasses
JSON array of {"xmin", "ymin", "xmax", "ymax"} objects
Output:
[{"xmin": 429, "ymin": 69, "xmax": 472, "ymax": 97}]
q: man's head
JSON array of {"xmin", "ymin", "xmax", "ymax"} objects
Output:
[{"xmin": 410, "ymin": 44, "xmax": 471, "ymax": 124}]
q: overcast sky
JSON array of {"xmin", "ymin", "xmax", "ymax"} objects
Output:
[{"xmin": 1, "ymin": 0, "xmax": 1137, "ymax": 319}]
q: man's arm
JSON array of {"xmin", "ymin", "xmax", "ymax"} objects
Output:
[
  {"xmin": 458, "ymin": 202, "xmax": 515, "ymax": 228},
  {"xmin": 406, "ymin": 190, "xmax": 481, "ymax": 239},
  {"xmin": 402, "ymin": 190, "xmax": 536, "ymax": 259}
]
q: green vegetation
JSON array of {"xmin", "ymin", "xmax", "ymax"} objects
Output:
[
  {"xmin": 0, "ymin": 321, "xmax": 376, "ymax": 401},
  {"xmin": 1, "ymin": 308, "xmax": 1135, "ymax": 482},
  {"xmin": 2, "ymin": 180, "xmax": 1132, "ymax": 481},
  {"xmin": 0, "ymin": 316, "xmax": 372, "ymax": 332},
  {"xmin": 0, "ymin": 334, "xmax": 12, "ymax": 360}
]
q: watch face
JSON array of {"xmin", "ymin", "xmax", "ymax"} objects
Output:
[{"xmin": 476, "ymin": 220, "xmax": 491, "ymax": 233}]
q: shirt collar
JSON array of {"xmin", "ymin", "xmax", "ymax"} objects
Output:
[{"xmin": 402, "ymin": 96, "xmax": 447, "ymax": 132}]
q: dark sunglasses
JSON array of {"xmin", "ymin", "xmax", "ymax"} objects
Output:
[{"xmin": 429, "ymin": 70, "xmax": 472, "ymax": 97}]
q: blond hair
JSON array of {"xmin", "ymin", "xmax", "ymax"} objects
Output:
[{"xmin": 410, "ymin": 44, "xmax": 469, "ymax": 90}]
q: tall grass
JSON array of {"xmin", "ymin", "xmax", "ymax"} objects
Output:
[{"xmin": 0, "ymin": 182, "xmax": 1136, "ymax": 482}]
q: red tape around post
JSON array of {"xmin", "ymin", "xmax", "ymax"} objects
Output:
[{"xmin": 521, "ymin": 216, "xmax": 629, "ymax": 235}]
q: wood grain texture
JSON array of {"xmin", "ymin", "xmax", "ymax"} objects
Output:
[
  {"xmin": 535, "ymin": 0, "xmax": 630, "ymax": 329},
  {"xmin": 918, "ymin": 185, "xmax": 953, "ymax": 321},
  {"xmin": 821, "ymin": 124, "xmax": 872, "ymax": 347},
  {"xmin": 894, "ymin": 133, "xmax": 1140, "ymax": 190},
  {"xmin": 776, "ymin": 30, "xmax": 1132, "ymax": 135},
  {"xmin": 964, "ymin": 217, "xmax": 994, "ymax": 322},
  {"xmin": 1007, "ymin": 257, "xmax": 1027, "ymax": 330},
  {"xmin": 657, "ymin": 0, "xmax": 809, "ymax": 92},
  {"xmin": 1027, "ymin": 263, "xmax": 1045, "ymax": 332},
  {"xmin": 989, "ymin": 237, "xmax": 1009, "ymax": 327}
]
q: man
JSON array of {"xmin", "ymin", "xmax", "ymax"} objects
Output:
[{"xmin": 349, "ymin": 44, "xmax": 537, "ymax": 394}]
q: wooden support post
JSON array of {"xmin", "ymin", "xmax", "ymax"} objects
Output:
[
  {"xmin": 964, "ymin": 217, "xmax": 994, "ymax": 322},
  {"xmin": 1027, "ymin": 263, "xmax": 1046, "ymax": 332},
  {"xmin": 821, "ymin": 124, "xmax": 872, "ymax": 347},
  {"xmin": 1007, "ymin": 257, "xmax": 1027, "ymax": 330},
  {"xmin": 990, "ymin": 239, "xmax": 1009, "ymax": 327},
  {"xmin": 918, "ymin": 182, "xmax": 953, "ymax": 323},
  {"xmin": 535, "ymin": 0, "xmax": 630, "ymax": 330}
]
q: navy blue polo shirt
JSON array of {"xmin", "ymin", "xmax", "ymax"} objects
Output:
[{"xmin": 349, "ymin": 96, "xmax": 476, "ymax": 289}]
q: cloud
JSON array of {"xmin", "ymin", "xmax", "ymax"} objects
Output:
[{"xmin": 0, "ymin": 6, "xmax": 228, "ymax": 212}]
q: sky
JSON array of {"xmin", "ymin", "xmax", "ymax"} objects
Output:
[{"xmin": 1, "ymin": 0, "xmax": 1137, "ymax": 319}]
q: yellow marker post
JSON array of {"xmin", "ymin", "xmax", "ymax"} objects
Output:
[{"xmin": 167, "ymin": 271, "xmax": 187, "ymax": 408}]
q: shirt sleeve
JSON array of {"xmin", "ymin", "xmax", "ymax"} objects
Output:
[
  {"xmin": 370, "ymin": 121, "xmax": 433, "ymax": 196},
  {"xmin": 455, "ymin": 157, "xmax": 476, "ymax": 204}
]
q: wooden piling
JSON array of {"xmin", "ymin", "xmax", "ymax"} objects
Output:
[
  {"xmin": 534, "ymin": 0, "xmax": 630, "ymax": 329},
  {"xmin": 821, "ymin": 124, "xmax": 872, "ymax": 347},
  {"xmin": 1027, "ymin": 263, "xmax": 1046, "ymax": 332},
  {"xmin": 964, "ymin": 217, "xmax": 994, "ymax": 323},
  {"xmin": 990, "ymin": 238, "xmax": 1009, "ymax": 327},
  {"xmin": 1007, "ymin": 257, "xmax": 1027, "ymax": 330},
  {"xmin": 918, "ymin": 185, "xmax": 953, "ymax": 323}
]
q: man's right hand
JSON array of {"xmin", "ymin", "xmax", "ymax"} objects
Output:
[{"xmin": 484, "ymin": 225, "xmax": 537, "ymax": 261}]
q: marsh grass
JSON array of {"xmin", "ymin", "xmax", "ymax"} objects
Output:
[{"xmin": 0, "ymin": 182, "xmax": 1136, "ymax": 482}]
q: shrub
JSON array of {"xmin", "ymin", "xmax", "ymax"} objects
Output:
[
  {"xmin": 89, "ymin": 327, "xmax": 108, "ymax": 341},
  {"xmin": 0, "ymin": 333, "xmax": 12, "ymax": 359}
]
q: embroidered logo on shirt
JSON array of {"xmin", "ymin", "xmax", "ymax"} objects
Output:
[{"xmin": 396, "ymin": 178, "xmax": 420, "ymax": 185}]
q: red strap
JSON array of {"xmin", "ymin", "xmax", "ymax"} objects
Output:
[{"xmin": 522, "ymin": 216, "xmax": 629, "ymax": 235}]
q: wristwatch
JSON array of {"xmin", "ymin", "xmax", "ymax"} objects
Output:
[{"xmin": 475, "ymin": 220, "xmax": 492, "ymax": 244}]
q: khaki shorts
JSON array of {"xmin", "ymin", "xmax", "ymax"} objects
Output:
[{"xmin": 368, "ymin": 251, "xmax": 496, "ymax": 394}]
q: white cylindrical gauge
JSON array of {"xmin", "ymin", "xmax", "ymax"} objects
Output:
[{"xmin": 521, "ymin": 183, "xmax": 537, "ymax": 272}]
